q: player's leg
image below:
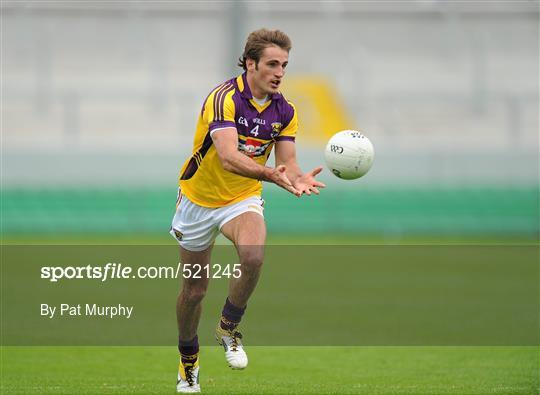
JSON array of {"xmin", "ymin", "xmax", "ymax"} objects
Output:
[
  {"xmin": 176, "ymin": 245, "xmax": 212, "ymax": 393},
  {"xmin": 221, "ymin": 212, "xmax": 266, "ymax": 308},
  {"xmin": 171, "ymin": 191, "xmax": 221, "ymax": 393},
  {"xmin": 177, "ymin": 245, "xmax": 212, "ymax": 341},
  {"xmin": 176, "ymin": 246, "xmax": 212, "ymax": 342},
  {"xmin": 215, "ymin": 210, "xmax": 266, "ymax": 369}
]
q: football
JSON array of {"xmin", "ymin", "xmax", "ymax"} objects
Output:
[{"xmin": 324, "ymin": 130, "xmax": 374, "ymax": 180}]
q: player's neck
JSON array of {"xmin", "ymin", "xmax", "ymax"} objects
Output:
[
  {"xmin": 253, "ymin": 95, "xmax": 268, "ymax": 106},
  {"xmin": 252, "ymin": 91, "xmax": 267, "ymax": 101},
  {"xmin": 246, "ymin": 74, "xmax": 268, "ymax": 102}
]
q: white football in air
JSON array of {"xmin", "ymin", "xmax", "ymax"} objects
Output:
[{"xmin": 324, "ymin": 130, "xmax": 374, "ymax": 180}]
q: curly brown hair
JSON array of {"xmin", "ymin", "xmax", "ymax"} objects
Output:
[{"xmin": 238, "ymin": 28, "xmax": 292, "ymax": 71}]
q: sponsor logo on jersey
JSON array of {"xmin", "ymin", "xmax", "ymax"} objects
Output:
[{"xmin": 238, "ymin": 138, "xmax": 272, "ymax": 158}]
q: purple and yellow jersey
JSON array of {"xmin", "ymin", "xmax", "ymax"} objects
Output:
[{"xmin": 178, "ymin": 72, "xmax": 298, "ymax": 208}]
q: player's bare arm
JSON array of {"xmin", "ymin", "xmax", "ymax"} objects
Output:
[
  {"xmin": 275, "ymin": 140, "xmax": 326, "ymax": 196},
  {"xmin": 212, "ymin": 127, "xmax": 301, "ymax": 196}
]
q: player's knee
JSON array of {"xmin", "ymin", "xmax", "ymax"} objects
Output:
[
  {"xmin": 181, "ymin": 286, "xmax": 207, "ymax": 306},
  {"xmin": 240, "ymin": 251, "xmax": 264, "ymax": 271}
]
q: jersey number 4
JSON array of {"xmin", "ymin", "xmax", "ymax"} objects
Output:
[{"xmin": 249, "ymin": 125, "xmax": 259, "ymax": 137}]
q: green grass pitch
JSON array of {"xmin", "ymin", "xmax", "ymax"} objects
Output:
[
  {"xmin": 1, "ymin": 346, "xmax": 538, "ymax": 394},
  {"xmin": 1, "ymin": 234, "xmax": 538, "ymax": 393}
]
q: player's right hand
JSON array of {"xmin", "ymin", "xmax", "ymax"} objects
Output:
[{"xmin": 266, "ymin": 165, "xmax": 301, "ymax": 197}]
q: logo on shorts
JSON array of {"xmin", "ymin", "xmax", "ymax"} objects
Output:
[{"xmin": 173, "ymin": 229, "xmax": 183, "ymax": 241}]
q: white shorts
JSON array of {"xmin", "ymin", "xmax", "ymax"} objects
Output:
[{"xmin": 169, "ymin": 192, "xmax": 265, "ymax": 252}]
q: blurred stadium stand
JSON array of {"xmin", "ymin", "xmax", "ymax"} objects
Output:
[
  {"xmin": 3, "ymin": 185, "xmax": 536, "ymax": 236},
  {"xmin": 2, "ymin": 1, "xmax": 538, "ymax": 237}
]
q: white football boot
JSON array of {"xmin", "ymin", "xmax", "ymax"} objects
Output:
[
  {"xmin": 176, "ymin": 355, "xmax": 200, "ymax": 393},
  {"xmin": 215, "ymin": 326, "xmax": 248, "ymax": 369}
]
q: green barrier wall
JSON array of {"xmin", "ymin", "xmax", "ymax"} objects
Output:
[{"xmin": 1, "ymin": 186, "xmax": 538, "ymax": 235}]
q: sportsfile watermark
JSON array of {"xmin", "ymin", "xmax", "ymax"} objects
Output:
[
  {"xmin": 3, "ymin": 245, "xmax": 538, "ymax": 346},
  {"xmin": 40, "ymin": 262, "xmax": 242, "ymax": 282}
]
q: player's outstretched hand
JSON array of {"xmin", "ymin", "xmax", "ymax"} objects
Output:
[
  {"xmin": 293, "ymin": 166, "xmax": 327, "ymax": 196},
  {"xmin": 267, "ymin": 165, "xmax": 301, "ymax": 197}
]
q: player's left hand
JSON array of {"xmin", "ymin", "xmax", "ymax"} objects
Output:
[{"xmin": 293, "ymin": 166, "xmax": 326, "ymax": 196}]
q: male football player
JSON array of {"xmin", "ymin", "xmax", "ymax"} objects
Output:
[{"xmin": 170, "ymin": 28, "xmax": 325, "ymax": 393}]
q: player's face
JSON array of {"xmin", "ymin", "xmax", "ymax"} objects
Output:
[{"xmin": 247, "ymin": 45, "xmax": 289, "ymax": 98}]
